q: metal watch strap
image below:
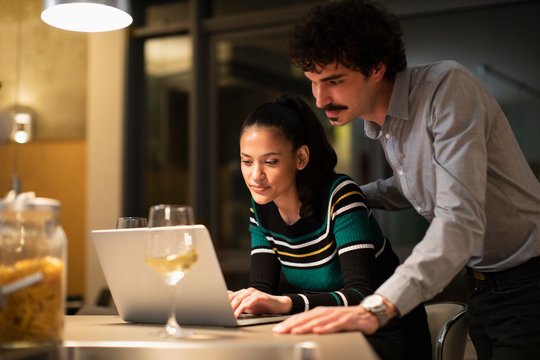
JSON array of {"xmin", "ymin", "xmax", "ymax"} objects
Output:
[{"xmin": 361, "ymin": 295, "xmax": 388, "ymax": 327}]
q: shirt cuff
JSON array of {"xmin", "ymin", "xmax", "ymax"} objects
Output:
[{"xmin": 376, "ymin": 272, "xmax": 424, "ymax": 317}]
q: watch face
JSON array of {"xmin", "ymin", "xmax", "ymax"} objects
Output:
[{"xmin": 364, "ymin": 295, "xmax": 383, "ymax": 308}]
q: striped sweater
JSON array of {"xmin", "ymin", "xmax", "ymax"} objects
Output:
[{"xmin": 248, "ymin": 173, "xmax": 400, "ymax": 314}]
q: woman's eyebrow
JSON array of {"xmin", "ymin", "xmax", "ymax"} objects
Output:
[{"xmin": 240, "ymin": 152, "xmax": 281, "ymax": 157}]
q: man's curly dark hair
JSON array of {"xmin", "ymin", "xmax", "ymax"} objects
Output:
[{"xmin": 288, "ymin": 0, "xmax": 406, "ymax": 80}]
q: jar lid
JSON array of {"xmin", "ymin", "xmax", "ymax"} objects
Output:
[{"xmin": 0, "ymin": 191, "xmax": 60, "ymax": 212}]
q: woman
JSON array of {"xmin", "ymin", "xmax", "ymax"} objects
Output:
[{"xmin": 230, "ymin": 94, "xmax": 431, "ymax": 360}]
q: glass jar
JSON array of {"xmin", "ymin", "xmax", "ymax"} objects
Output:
[{"xmin": 0, "ymin": 192, "xmax": 67, "ymax": 347}]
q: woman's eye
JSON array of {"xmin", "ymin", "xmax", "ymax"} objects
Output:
[
  {"xmin": 265, "ymin": 160, "xmax": 278, "ymax": 165},
  {"xmin": 241, "ymin": 160, "xmax": 252, "ymax": 165}
]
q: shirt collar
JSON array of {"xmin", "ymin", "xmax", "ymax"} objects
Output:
[
  {"xmin": 364, "ymin": 67, "xmax": 411, "ymax": 139},
  {"xmin": 386, "ymin": 67, "xmax": 410, "ymax": 121}
]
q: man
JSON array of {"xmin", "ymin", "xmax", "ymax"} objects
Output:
[{"xmin": 273, "ymin": 1, "xmax": 540, "ymax": 359}]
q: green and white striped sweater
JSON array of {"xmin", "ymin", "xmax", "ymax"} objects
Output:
[{"xmin": 248, "ymin": 173, "xmax": 400, "ymax": 314}]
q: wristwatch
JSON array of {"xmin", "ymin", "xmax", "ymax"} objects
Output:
[{"xmin": 361, "ymin": 294, "xmax": 388, "ymax": 327}]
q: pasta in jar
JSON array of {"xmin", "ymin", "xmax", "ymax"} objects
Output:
[{"xmin": 0, "ymin": 256, "xmax": 64, "ymax": 344}]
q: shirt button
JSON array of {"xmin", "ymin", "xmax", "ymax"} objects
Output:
[
  {"xmin": 385, "ymin": 133, "xmax": 391, "ymax": 139},
  {"xmin": 398, "ymin": 170, "xmax": 404, "ymax": 176},
  {"xmin": 416, "ymin": 206, "xmax": 422, "ymax": 212}
]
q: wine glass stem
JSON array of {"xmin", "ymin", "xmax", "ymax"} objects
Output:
[{"xmin": 165, "ymin": 285, "xmax": 181, "ymax": 335}]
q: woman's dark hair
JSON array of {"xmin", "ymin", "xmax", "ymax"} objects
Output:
[
  {"xmin": 240, "ymin": 94, "xmax": 337, "ymax": 219},
  {"xmin": 288, "ymin": 0, "xmax": 406, "ymax": 80}
]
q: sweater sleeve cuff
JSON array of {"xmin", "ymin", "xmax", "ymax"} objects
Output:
[{"xmin": 287, "ymin": 294, "xmax": 309, "ymax": 314}]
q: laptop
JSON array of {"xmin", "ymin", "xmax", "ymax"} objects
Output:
[{"xmin": 90, "ymin": 225, "xmax": 289, "ymax": 327}]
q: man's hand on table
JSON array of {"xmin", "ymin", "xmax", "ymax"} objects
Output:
[{"xmin": 272, "ymin": 295, "xmax": 397, "ymax": 335}]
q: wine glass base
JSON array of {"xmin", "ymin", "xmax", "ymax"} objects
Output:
[{"xmin": 150, "ymin": 327, "xmax": 194, "ymax": 339}]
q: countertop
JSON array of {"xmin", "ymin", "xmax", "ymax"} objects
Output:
[{"xmin": 1, "ymin": 315, "xmax": 380, "ymax": 360}]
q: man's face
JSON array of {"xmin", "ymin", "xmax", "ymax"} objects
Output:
[{"xmin": 304, "ymin": 62, "xmax": 379, "ymax": 126}]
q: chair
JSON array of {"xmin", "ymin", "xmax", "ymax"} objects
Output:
[{"xmin": 425, "ymin": 302, "xmax": 468, "ymax": 360}]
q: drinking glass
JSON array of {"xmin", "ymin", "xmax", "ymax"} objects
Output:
[
  {"xmin": 148, "ymin": 204, "xmax": 194, "ymax": 227},
  {"xmin": 144, "ymin": 204, "xmax": 196, "ymax": 338},
  {"xmin": 116, "ymin": 216, "xmax": 148, "ymax": 228}
]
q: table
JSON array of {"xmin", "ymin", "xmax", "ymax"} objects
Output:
[{"xmin": 1, "ymin": 315, "xmax": 380, "ymax": 360}]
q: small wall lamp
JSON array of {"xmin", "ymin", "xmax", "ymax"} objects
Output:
[
  {"xmin": 10, "ymin": 111, "xmax": 34, "ymax": 144},
  {"xmin": 41, "ymin": 0, "xmax": 133, "ymax": 32}
]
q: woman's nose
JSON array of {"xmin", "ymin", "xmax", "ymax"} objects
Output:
[{"xmin": 252, "ymin": 163, "xmax": 265, "ymax": 180}]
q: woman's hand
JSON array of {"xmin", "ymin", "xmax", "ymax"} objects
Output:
[{"xmin": 229, "ymin": 287, "xmax": 292, "ymax": 318}]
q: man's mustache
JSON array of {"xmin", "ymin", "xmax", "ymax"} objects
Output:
[{"xmin": 324, "ymin": 104, "xmax": 348, "ymax": 111}]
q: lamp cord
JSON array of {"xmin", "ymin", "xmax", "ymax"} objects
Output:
[
  {"xmin": 14, "ymin": 0, "xmax": 22, "ymax": 108},
  {"xmin": 11, "ymin": 1, "xmax": 22, "ymax": 194}
]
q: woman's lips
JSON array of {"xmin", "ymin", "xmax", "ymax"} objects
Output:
[{"xmin": 250, "ymin": 185, "xmax": 269, "ymax": 194}]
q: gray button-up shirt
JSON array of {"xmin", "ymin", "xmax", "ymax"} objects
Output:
[{"xmin": 360, "ymin": 60, "xmax": 540, "ymax": 316}]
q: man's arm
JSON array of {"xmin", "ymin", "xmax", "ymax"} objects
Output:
[
  {"xmin": 377, "ymin": 65, "xmax": 490, "ymax": 315},
  {"xmin": 273, "ymin": 294, "xmax": 398, "ymax": 334},
  {"xmin": 360, "ymin": 176, "xmax": 411, "ymax": 210}
]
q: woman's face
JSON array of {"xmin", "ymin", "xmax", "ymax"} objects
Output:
[{"xmin": 240, "ymin": 125, "xmax": 307, "ymax": 206}]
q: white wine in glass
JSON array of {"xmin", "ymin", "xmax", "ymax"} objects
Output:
[
  {"xmin": 145, "ymin": 204, "xmax": 196, "ymax": 338},
  {"xmin": 145, "ymin": 243, "xmax": 198, "ymax": 286}
]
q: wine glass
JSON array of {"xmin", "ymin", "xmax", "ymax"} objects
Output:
[
  {"xmin": 116, "ymin": 216, "xmax": 148, "ymax": 229},
  {"xmin": 148, "ymin": 204, "xmax": 194, "ymax": 227},
  {"xmin": 144, "ymin": 204, "xmax": 196, "ymax": 338}
]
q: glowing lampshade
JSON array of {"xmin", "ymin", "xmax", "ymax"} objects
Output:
[{"xmin": 41, "ymin": 0, "xmax": 132, "ymax": 32}]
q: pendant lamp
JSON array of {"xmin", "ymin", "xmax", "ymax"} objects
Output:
[{"xmin": 41, "ymin": 0, "xmax": 133, "ymax": 32}]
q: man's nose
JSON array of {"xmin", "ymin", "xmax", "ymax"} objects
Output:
[{"xmin": 313, "ymin": 85, "xmax": 330, "ymax": 109}]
